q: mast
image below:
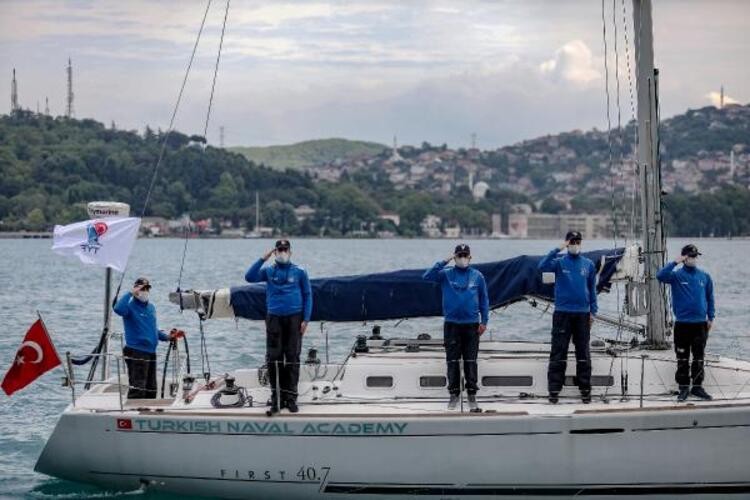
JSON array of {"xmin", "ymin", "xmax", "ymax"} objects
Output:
[{"xmin": 633, "ymin": 0, "xmax": 669, "ymax": 347}]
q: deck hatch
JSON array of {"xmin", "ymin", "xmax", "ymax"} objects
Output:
[{"xmin": 481, "ymin": 376, "xmax": 533, "ymax": 387}]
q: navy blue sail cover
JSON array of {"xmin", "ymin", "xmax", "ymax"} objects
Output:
[{"xmin": 230, "ymin": 248, "xmax": 625, "ymax": 322}]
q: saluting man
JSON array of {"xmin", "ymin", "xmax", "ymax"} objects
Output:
[
  {"xmin": 423, "ymin": 243, "xmax": 489, "ymax": 411},
  {"xmin": 538, "ymin": 231, "xmax": 598, "ymax": 404},
  {"xmin": 657, "ymin": 244, "xmax": 715, "ymax": 402},
  {"xmin": 246, "ymin": 239, "xmax": 312, "ymax": 413}
]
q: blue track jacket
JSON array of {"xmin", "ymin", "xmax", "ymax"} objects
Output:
[
  {"xmin": 245, "ymin": 259, "xmax": 313, "ymax": 321},
  {"xmin": 113, "ymin": 292, "xmax": 168, "ymax": 353},
  {"xmin": 423, "ymin": 261, "xmax": 490, "ymax": 325},
  {"xmin": 657, "ymin": 262, "xmax": 715, "ymax": 323},
  {"xmin": 538, "ymin": 248, "xmax": 598, "ymax": 315}
]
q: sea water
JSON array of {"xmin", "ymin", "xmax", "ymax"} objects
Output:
[{"xmin": 1, "ymin": 238, "xmax": 748, "ymax": 499}]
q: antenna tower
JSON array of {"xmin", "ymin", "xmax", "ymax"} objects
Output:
[
  {"xmin": 66, "ymin": 58, "xmax": 75, "ymax": 118},
  {"xmin": 44, "ymin": 97, "xmax": 50, "ymax": 115},
  {"xmin": 11, "ymin": 68, "xmax": 18, "ymax": 112}
]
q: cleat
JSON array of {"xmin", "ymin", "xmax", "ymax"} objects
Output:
[
  {"xmin": 690, "ymin": 386, "xmax": 712, "ymax": 400},
  {"xmin": 468, "ymin": 394, "xmax": 480, "ymax": 412},
  {"xmin": 677, "ymin": 386, "xmax": 690, "ymax": 402},
  {"xmin": 548, "ymin": 392, "xmax": 559, "ymax": 404},
  {"xmin": 447, "ymin": 395, "xmax": 459, "ymax": 410}
]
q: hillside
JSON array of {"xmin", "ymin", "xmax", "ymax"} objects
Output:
[
  {"xmin": 1, "ymin": 104, "xmax": 749, "ymax": 237},
  {"xmin": 230, "ymin": 138, "xmax": 388, "ymax": 170}
]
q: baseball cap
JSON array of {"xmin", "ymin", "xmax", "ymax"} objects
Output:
[
  {"xmin": 133, "ymin": 277, "xmax": 151, "ymax": 290},
  {"xmin": 275, "ymin": 239, "xmax": 291, "ymax": 251},
  {"xmin": 565, "ymin": 231, "xmax": 583, "ymax": 242},
  {"xmin": 454, "ymin": 243, "xmax": 471, "ymax": 256},
  {"xmin": 681, "ymin": 244, "xmax": 702, "ymax": 257}
]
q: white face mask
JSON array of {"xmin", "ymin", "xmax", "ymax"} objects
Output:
[
  {"xmin": 136, "ymin": 291, "xmax": 149, "ymax": 303},
  {"xmin": 684, "ymin": 257, "xmax": 697, "ymax": 267},
  {"xmin": 454, "ymin": 257, "xmax": 470, "ymax": 268},
  {"xmin": 568, "ymin": 244, "xmax": 582, "ymax": 255},
  {"xmin": 275, "ymin": 252, "xmax": 290, "ymax": 264}
]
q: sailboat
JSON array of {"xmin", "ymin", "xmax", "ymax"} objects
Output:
[{"xmin": 35, "ymin": 1, "xmax": 750, "ymax": 498}]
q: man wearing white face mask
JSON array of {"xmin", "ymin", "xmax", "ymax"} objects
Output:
[
  {"xmin": 423, "ymin": 244, "xmax": 489, "ymax": 411},
  {"xmin": 657, "ymin": 244, "xmax": 715, "ymax": 402},
  {"xmin": 538, "ymin": 231, "xmax": 598, "ymax": 404},
  {"xmin": 113, "ymin": 277, "xmax": 176, "ymax": 399},
  {"xmin": 246, "ymin": 239, "xmax": 312, "ymax": 413}
]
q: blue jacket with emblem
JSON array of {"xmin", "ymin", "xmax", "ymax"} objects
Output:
[
  {"xmin": 245, "ymin": 259, "xmax": 313, "ymax": 321},
  {"xmin": 657, "ymin": 261, "xmax": 715, "ymax": 323},
  {"xmin": 538, "ymin": 248, "xmax": 598, "ymax": 315},
  {"xmin": 423, "ymin": 261, "xmax": 490, "ymax": 325},
  {"xmin": 113, "ymin": 292, "xmax": 168, "ymax": 353}
]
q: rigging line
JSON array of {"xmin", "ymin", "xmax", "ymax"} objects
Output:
[
  {"xmin": 179, "ymin": 0, "xmax": 230, "ymax": 295},
  {"xmin": 601, "ymin": 0, "xmax": 619, "ymax": 249},
  {"xmin": 113, "ymin": 0, "xmax": 214, "ymax": 300},
  {"xmin": 622, "ymin": 0, "xmax": 639, "ymax": 241}
]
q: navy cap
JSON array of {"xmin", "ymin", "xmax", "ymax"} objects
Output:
[
  {"xmin": 275, "ymin": 239, "xmax": 291, "ymax": 250},
  {"xmin": 454, "ymin": 243, "xmax": 471, "ymax": 255},
  {"xmin": 565, "ymin": 231, "xmax": 583, "ymax": 242},
  {"xmin": 681, "ymin": 244, "xmax": 701, "ymax": 257},
  {"xmin": 133, "ymin": 277, "xmax": 151, "ymax": 290}
]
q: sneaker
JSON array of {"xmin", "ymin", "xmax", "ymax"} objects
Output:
[
  {"xmin": 468, "ymin": 394, "xmax": 480, "ymax": 412},
  {"xmin": 581, "ymin": 390, "xmax": 592, "ymax": 404},
  {"xmin": 286, "ymin": 400, "xmax": 299, "ymax": 413},
  {"xmin": 447, "ymin": 394, "xmax": 459, "ymax": 410},
  {"xmin": 548, "ymin": 392, "xmax": 559, "ymax": 404},
  {"xmin": 266, "ymin": 401, "xmax": 280, "ymax": 416},
  {"xmin": 677, "ymin": 386, "xmax": 690, "ymax": 402},
  {"xmin": 690, "ymin": 386, "xmax": 712, "ymax": 401}
]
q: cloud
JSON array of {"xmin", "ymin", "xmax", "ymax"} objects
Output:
[
  {"xmin": 539, "ymin": 40, "xmax": 600, "ymax": 85},
  {"xmin": 706, "ymin": 90, "xmax": 740, "ymax": 107}
]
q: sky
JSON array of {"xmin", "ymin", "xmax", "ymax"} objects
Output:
[{"xmin": 1, "ymin": 0, "xmax": 748, "ymax": 149}]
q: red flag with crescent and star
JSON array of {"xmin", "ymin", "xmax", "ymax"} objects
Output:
[{"xmin": 2, "ymin": 318, "xmax": 61, "ymax": 396}]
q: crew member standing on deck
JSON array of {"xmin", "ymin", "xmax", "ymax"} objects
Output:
[
  {"xmin": 538, "ymin": 231, "xmax": 598, "ymax": 404},
  {"xmin": 423, "ymin": 244, "xmax": 489, "ymax": 411},
  {"xmin": 657, "ymin": 244, "xmax": 715, "ymax": 402},
  {"xmin": 246, "ymin": 239, "xmax": 312, "ymax": 413},
  {"xmin": 113, "ymin": 278, "xmax": 179, "ymax": 399}
]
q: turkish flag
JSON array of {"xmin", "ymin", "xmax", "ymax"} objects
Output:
[{"xmin": 2, "ymin": 319, "xmax": 62, "ymax": 396}]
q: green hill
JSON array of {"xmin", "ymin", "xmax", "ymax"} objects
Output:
[{"xmin": 230, "ymin": 138, "xmax": 388, "ymax": 170}]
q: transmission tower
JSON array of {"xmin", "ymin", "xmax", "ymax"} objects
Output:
[
  {"xmin": 11, "ymin": 68, "xmax": 18, "ymax": 112},
  {"xmin": 66, "ymin": 58, "xmax": 75, "ymax": 118}
]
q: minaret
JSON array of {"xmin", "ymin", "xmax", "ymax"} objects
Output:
[
  {"xmin": 66, "ymin": 58, "xmax": 75, "ymax": 118},
  {"xmin": 390, "ymin": 134, "xmax": 403, "ymax": 161},
  {"xmin": 11, "ymin": 68, "xmax": 18, "ymax": 112}
]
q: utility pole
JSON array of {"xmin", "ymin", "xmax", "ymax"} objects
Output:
[
  {"xmin": 633, "ymin": 0, "xmax": 669, "ymax": 348},
  {"xmin": 11, "ymin": 68, "xmax": 18, "ymax": 112},
  {"xmin": 66, "ymin": 58, "xmax": 75, "ymax": 118}
]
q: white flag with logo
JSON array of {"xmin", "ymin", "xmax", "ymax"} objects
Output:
[{"xmin": 52, "ymin": 217, "xmax": 141, "ymax": 272}]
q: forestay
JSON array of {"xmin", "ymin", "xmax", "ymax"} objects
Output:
[{"xmin": 228, "ymin": 248, "xmax": 625, "ymax": 322}]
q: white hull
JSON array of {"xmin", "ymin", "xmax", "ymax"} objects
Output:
[{"xmin": 36, "ymin": 341, "xmax": 750, "ymax": 498}]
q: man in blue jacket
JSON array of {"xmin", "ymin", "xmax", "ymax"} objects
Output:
[
  {"xmin": 657, "ymin": 244, "xmax": 715, "ymax": 402},
  {"xmin": 246, "ymin": 239, "xmax": 312, "ymax": 413},
  {"xmin": 113, "ymin": 277, "xmax": 176, "ymax": 399},
  {"xmin": 423, "ymin": 244, "xmax": 489, "ymax": 411},
  {"xmin": 538, "ymin": 231, "xmax": 598, "ymax": 404}
]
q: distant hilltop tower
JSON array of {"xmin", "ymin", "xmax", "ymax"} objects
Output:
[
  {"xmin": 219, "ymin": 126, "xmax": 225, "ymax": 148},
  {"xmin": 390, "ymin": 134, "xmax": 403, "ymax": 162},
  {"xmin": 11, "ymin": 68, "xmax": 19, "ymax": 112},
  {"xmin": 720, "ymin": 85, "xmax": 724, "ymax": 109},
  {"xmin": 44, "ymin": 96, "xmax": 50, "ymax": 115},
  {"xmin": 66, "ymin": 58, "xmax": 75, "ymax": 118},
  {"xmin": 471, "ymin": 132, "xmax": 477, "ymax": 150}
]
